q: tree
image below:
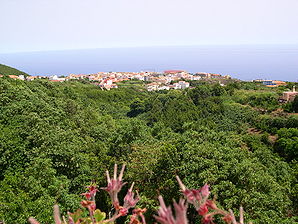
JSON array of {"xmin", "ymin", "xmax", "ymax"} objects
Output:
[{"xmin": 292, "ymin": 95, "xmax": 298, "ymax": 112}]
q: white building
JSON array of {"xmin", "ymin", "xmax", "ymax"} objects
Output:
[
  {"xmin": 49, "ymin": 75, "xmax": 65, "ymax": 81},
  {"xmin": 177, "ymin": 81, "xmax": 190, "ymax": 89}
]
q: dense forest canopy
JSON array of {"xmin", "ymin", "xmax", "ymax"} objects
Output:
[{"xmin": 0, "ymin": 76, "xmax": 297, "ymax": 223}]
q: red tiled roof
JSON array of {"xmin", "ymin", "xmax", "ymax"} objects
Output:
[
  {"xmin": 164, "ymin": 70, "xmax": 185, "ymax": 74},
  {"xmin": 50, "ymin": 80, "xmax": 63, "ymax": 82},
  {"xmin": 9, "ymin": 75, "xmax": 20, "ymax": 79}
]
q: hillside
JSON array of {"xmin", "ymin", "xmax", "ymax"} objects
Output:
[
  {"xmin": 0, "ymin": 63, "xmax": 28, "ymax": 76},
  {"xmin": 0, "ymin": 79, "xmax": 297, "ymax": 223}
]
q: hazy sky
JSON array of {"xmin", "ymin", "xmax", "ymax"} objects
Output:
[{"xmin": 1, "ymin": 0, "xmax": 298, "ymax": 53}]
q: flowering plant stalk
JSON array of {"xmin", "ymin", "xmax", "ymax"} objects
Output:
[
  {"xmin": 154, "ymin": 176, "xmax": 252, "ymax": 224},
  {"xmin": 28, "ymin": 164, "xmax": 146, "ymax": 224},
  {"xmin": 28, "ymin": 164, "xmax": 252, "ymax": 224}
]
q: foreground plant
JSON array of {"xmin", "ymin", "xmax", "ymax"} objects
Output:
[
  {"xmin": 28, "ymin": 164, "xmax": 145, "ymax": 224},
  {"xmin": 29, "ymin": 165, "xmax": 252, "ymax": 224},
  {"xmin": 154, "ymin": 176, "xmax": 252, "ymax": 224}
]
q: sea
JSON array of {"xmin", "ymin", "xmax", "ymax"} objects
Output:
[{"xmin": 0, "ymin": 45, "xmax": 297, "ymax": 81}]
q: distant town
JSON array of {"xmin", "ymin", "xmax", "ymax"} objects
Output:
[
  {"xmin": 1, "ymin": 70, "xmax": 297, "ymax": 102},
  {"xmin": 0, "ymin": 70, "xmax": 231, "ymax": 90}
]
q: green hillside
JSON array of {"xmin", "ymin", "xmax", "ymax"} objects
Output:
[
  {"xmin": 0, "ymin": 79, "xmax": 297, "ymax": 223},
  {"xmin": 0, "ymin": 63, "xmax": 28, "ymax": 76}
]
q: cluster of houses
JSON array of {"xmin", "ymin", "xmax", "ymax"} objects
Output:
[
  {"xmin": 1, "ymin": 70, "xmax": 231, "ymax": 91},
  {"xmin": 147, "ymin": 80, "xmax": 190, "ymax": 91},
  {"xmin": 253, "ymin": 79, "xmax": 287, "ymax": 87},
  {"xmin": 252, "ymin": 79, "xmax": 297, "ymax": 102},
  {"xmin": 1, "ymin": 71, "xmax": 297, "ymax": 102},
  {"xmin": 143, "ymin": 70, "xmax": 230, "ymax": 91},
  {"xmin": 0, "ymin": 74, "xmax": 27, "ymax": 80}
]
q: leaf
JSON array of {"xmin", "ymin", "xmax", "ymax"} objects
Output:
[
  {"xmin": 94, "ymin": 209, "xmax": 106, "ymax": 222},
  {"xmin": 69, "ymin": 209, "xmax": 83, "ymax": 223},
  {"xmin": 81, "ymin": 217, "xmax": 92, "ymax": 224}
]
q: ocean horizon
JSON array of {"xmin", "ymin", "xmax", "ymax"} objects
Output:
[{"xmin": 0, "ymin": 45, "xmax": 298, "ymax": 81}]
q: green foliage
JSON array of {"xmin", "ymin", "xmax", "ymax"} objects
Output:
[
  {"xmin": 292, "ymin": 95, "xmax": 298, "ymax": 112},
  {"xmin": 232, "ymin": 90, "xmax": 279, "ymax": 111},
  {"xmin": 94, "ymin": 209, "xmax": 106, "ymax": 222},
  {"xmin": 0, "ymin": 63, "xmax": 28, "ymax": 76},
  {"xmin": 275, "ymin": 128, "xmax": 298, "ymax": 161},
  {"xmin": 0, "ymin": 78, "xmax": 297, "ymax": 223},
  {"xmin": 255, "ymin": 115, "xmax": 298, "ymax": 133},
  {"xmin": 0, "ymin": 158, "xmax": 80, "ymax": 223}
]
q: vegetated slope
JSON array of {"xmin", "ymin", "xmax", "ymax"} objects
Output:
[
  {"xmin": 0, "ymin": 63, "xmax": 28, "ymax": 76},
  {"xmin": 0, "ymin": 79, "xmax": 297, "ymax": 224}
]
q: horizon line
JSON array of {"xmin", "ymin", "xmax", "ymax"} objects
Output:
[{"xmin": 2, "ymin": 43, "xmax": 298, "ymax": 55}]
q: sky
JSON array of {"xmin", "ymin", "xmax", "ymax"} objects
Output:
[{"xmin": 1, "ymin": 0, "xmax": 298, "ymax": 53}]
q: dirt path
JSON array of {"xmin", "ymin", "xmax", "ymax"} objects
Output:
[{"xmin": 247, "ymin": 128, "xmax": 278, "ymax": 143}]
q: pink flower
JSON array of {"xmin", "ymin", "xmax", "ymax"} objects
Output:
[
  {"xmin": 154, "ymin": 195, "xmax": 188, "ymax": 224},
  {"xmin": 201, "ymin": 184, "xmax": 210, "ymax": 198},
  {"xmin": 124, "ymin": 182, "xmax": 140, "ymax": 208},
  {"xmin": 222, "ymin": 214, "xmax": 233, "ymax": 223},
  {"xmin": 119, "ymin": 207, "xmax": 129, "ymax": 216},
  {"xmin": 68, "ymin": 215, "xmax": 75, "ymax": 224},
  {"xmin": 176, "ymin": 176, "xmax": 210, "ymax": 210},
  {"xmin": 198, "ymin": 204, "xmax": 209, "ymax": 216},
  {"xmin": 81, "ymin": 192, "xmax": 92, "ymax": 200},
  {"xmin": 173, "ymin": 199, "xmax": 188, "ymax": 224},
  {"xmin": 129, "ymin": 208, "xmax": 147, "ymax": 224},
  {"xmin": 90, "ymin": 203, "xmax": 96, "ymax": 212},
  {"xmin": 202, "ymin": 214, "xmax": 214, "ymax": 224},
  {"xmin": 101, "ymin": 164, "xmax": 126, "ymax": 207},
  {"xmin": 183, "ymin": 189, "xmax": 202, "ymax": 203},
  {"xmin": 206, "ymin": 200, "xmax": 217, "ymax": 210},
  {"xmin": 154, "ymin": 196, "xmax": 175, "ymax": 224},
  {"xmin": 80, "ymin": 200, "xmax": 96, "ymax": 211},
  {"xmin": 81, "ymin": 184, "xmax": 98, "ymax": 200},
  {"xmin": 87, "ymin": 185, "xmax": 98, "ymax": 197}
]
